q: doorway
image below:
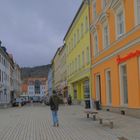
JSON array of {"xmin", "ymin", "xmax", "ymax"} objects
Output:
[{"xmin": 96, "ymin": 74, "xmax": 101, "ymax": 104}]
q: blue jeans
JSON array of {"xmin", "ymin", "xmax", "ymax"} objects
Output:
[{"xmin": 52, "ymin": 111, "xmax": 59, "ymax": 125}]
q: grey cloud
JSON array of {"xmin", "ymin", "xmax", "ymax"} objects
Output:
[{"xmin": 0, "ymin": 0, "xmax": 82, "ymax": 67}]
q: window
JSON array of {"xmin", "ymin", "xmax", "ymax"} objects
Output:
[
  {"xmin": 103, "ymin": 23, "xmax": 109, "ymax": 48},
  {"xmin": 137, "ymin": 0, "xmax": 140, "ymax": 24},
  {"xmin": 70, "ymin": 63, "xmax": 72, "ymax": 75},
  {"xmin": 77, "ymin": 29, "xmax": 80, "ymax": 42},
  {"xmin": 73, "ymin": 84, "xmax": 77, "ymax": 99},
  {"xmin": 105, "ymin": 70, "xmax": 112, "ymax": 105},
  {"xmin": 93, "ymin": 32, "xmax": 99, "ymax": 57},
  {"xmin": 81, "ymin": 23, "xmax": 84, "ymax": 37},
  {"xmin": 116, "ymin": 10, "xmax": 124, "ymax": 36},
  {"xmin": 67, "ymin": 44, "xmax": 69, "ymax": 55},
  {"xmin": 85, "ymin": 16, "xmax": 88, "ymax": 31},
  {"xmin": 86, "ymin": 47, "xmax": 90, "ymax": 64},
  {"xmin": 93, "ymin": 1, "xmax": 97, "ymax": 19},
  {"xmin": 74, "ymin": 33, "xmax": 76, "ymax": 47},
  {"xmin": 120, "ymin": 64, "xmax": 128, "ymax": 105},
  {"xmin": 82, "ymin": 51, "xmax": 85, "ymax": 67},
  {"xmin": 75, "ymin": 58, "xmax": 77, "ymax": 72},
  {"xmin": 78, "ymin": 55, "xmax": 80, "ymax": 69},
  {"xmin": 2, "ymin": 71, "xmax": 3, "ymax": 83},
  {"xmin": 71, "ymin": 38, "xmax": 73, "ymax": 50},
  {"xmin": 102, "ymin": 0, "xmax": 108, "ymax": 9},
  {"xmin": 72, "ymin": 61, "xmax": 74, "ymax": 73},
  {"xmin": 95, "ymin": 74, "xmax": 101, "ymax": 103}
]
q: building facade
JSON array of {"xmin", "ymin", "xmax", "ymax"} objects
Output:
[
  {"xmin": 58, "ymin": 45, "xmax": 68, "ymax": 98},
  {"xmin": 90, "ymin": 0, "xmax": 140, "ymax": 116},
  {"xmin": 13, "ymin": 63, "xmax": 21, "ymax": 98},
  {"xmin": 64, "ymin": 1, "xmax": 91, "ymax": 107},
  {"xmin": 48, "ymin": 66, "xmax": 53, "ymax": 96},
  {"xmin": 0, "ymin": 47, "xmax": 11, "ymax": 106},
  {"xmin": 0, "ymin": 41, "xmax": 21, "ymax": 106},
  {"xmin": 52, "ymin": 47, "xmax": 63, "ymax": 94},
  {"xmin": 27, "ymin": 77, "xmax": 47, "ymax": 101}
]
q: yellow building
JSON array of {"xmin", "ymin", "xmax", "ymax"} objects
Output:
[
  {"xmin": 64, "ymin": 1, "xmax": 91, "ymax": 107},
  {"xmin": 90, "ymin": 0, "xmax": 140, "ymax": 116}
]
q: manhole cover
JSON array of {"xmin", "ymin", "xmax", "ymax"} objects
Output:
[{"xmin": 118, "ymin": 137, "xmax": 128, "ymax": 140}]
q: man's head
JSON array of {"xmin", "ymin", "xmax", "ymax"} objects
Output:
[{"xmin": 52, "ymin": 90, "xmax": 57, "ymax": 95}]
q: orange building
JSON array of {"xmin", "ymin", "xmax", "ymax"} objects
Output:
[
  {"xmin": 90, "ymin": 0, "xmax": 140, "ymax": 117},
  {"xmin": 21, "ymin": 83, "xmax": 28, "ymax": 95}
]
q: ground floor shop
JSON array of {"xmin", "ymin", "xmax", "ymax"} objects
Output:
[
  {"xmin": 68, "ymin": 69, "xmax": 92, "ymax": 108},
  {"xmin": 91, "ymin": 45, "xmax": 140, "ymax": 116}
]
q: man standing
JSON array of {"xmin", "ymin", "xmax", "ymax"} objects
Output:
[{"xmin": 49, "ymin": 90, "xmax": 59, "ymax": 127}]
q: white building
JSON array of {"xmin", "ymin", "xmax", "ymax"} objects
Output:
[
  {"xmin": 27, "ymin": 78, "xmax": 47, "ymax": 101},
  {"xmin": 0, "ymin": 41, "xmax": 21, "ymax": 107},
  {"xmin": 0, "ymin": 46, "xmax": 11, "ymax": 106}
]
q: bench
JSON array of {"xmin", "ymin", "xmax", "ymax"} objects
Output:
[
  {"xmin": 84, "ymin": 109, "xmax": 98, "ymax": 121},
  {"xmin": 98, "ymin": 114, "xmax": 114, "ymax": 129}
]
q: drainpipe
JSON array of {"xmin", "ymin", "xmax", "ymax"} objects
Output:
[{"xmin": 85, "ymin": 0, "xmax": 94, "ymax": 109}]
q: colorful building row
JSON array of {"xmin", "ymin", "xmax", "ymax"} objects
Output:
[
  {"xmin": 21, "ymin": 77, "xmax": 48, "ymax": 102},
  {"xmin": 0, "ymin": 41, "xmax": 21, "ymax": 107},
  {"xmin": 50, "ymin": 0, "xmax": 140, "ymax": 117}
]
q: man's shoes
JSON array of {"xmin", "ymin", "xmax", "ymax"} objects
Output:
[{"xmin": 56, "ymin": 123, "xmax": 59, "ymax": 127}]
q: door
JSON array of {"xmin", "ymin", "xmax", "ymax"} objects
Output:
[{"xmin": 96, "ymin": 74, "xmax": 101, "ymax": 104}]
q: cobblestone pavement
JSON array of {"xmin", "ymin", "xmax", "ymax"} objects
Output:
[{"xmin": 0, "ymin": 104, "xmax": 140, "ymax": 140}]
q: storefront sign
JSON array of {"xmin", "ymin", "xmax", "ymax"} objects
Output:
[{"xmin": 117, "ymin": 50, "xmax": 140, "ymax": 64}]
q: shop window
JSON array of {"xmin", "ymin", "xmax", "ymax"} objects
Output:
[
  {"xmin": 120, "ymin": 64, "xmax": 128, "ymax": 105},
  {"xmin": 105, "ymin": 70, "xmax": 112, "ymax": 105}
]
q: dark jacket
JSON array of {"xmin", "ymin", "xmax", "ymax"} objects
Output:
[{"xmin": 49, "ymin": 94, "xmax": 59, "ymax": 111}]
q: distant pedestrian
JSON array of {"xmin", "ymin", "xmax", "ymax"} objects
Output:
[
  {"xmin": 67, "ymin": 95, "xmax": 72, "ymax": 105},
  {"xmin": 49, "ymin": 90, "xmax": 60, "ymax": 127}
]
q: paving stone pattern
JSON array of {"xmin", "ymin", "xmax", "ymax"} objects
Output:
[{"xmin": 0, "ymin": 104, "xmax": 140, "ymax": 140}]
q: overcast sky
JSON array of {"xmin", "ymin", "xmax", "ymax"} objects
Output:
[{"xmin": 0, "ymin": 0, "xmax": 82, "ymax": 67}]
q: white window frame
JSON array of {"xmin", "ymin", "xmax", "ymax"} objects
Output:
[
  {"xmin": 119, "ymin": 63, "xmax": 128, "ymax": 107},
  {"xmin": 116, "ymin": 9, "xmax": 125, "ymax": 37},
  {"xmin": 102, "ymin": 0, "xmax": 108, "ymax": 9},
  {"xmin": 93, "ymin": 0, "xmax": 97, "ymax": 20},
  {"xmin": 93, "ymin": 32, "xmax": 99, "ymax": 57},
  {"xmin": 135, "ymin": 0, "xmax": 140, "ymax": 25},
  {"xmin": 105, "ymin": 69, "xmax": 112, "ymax": 106},
  {"xmin": 102, "ymin": 21, "xmax": 110, "ymax": 49},
  {"xmin": 114, "ymin": 1, "xmax": 125, "ymax": 39}
]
